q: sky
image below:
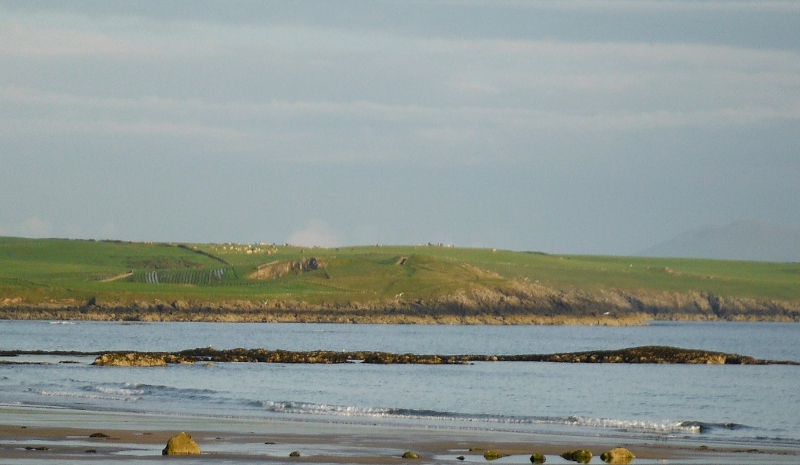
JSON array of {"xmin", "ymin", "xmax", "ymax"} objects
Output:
[{"xmin": 1, "ymin": 0, "xmax": 799, "ymax": 255}]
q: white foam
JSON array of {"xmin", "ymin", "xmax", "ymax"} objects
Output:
[{"xmin": 40, "ymin": 390, "xmax": 142, "ymax": 402}]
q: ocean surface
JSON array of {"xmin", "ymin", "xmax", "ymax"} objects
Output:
[{"xmin": 1, "ymin": 321, "xmax": 799, "ymax": 448}]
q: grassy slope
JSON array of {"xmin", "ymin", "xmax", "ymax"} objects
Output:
[{"xmin": 1, "ymin": 237, "xmax": 798, "ymax": 309}]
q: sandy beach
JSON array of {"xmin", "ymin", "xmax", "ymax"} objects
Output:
[{"xmin": 1, "ymin": 405, "xmax": 797, "ymax": 464}]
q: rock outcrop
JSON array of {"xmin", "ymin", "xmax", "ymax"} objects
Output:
[
  {"xmin": 162, "ymin": 432, "xmax": 201, "ymax": 455},
  {"xmin": 4, "ymin": 281, "xmax": 798, "ymax": 324},
  {"xmin": 92, "ymin": 352, "xmax": 195, "ymax": 367},
  {"xmin": 601, "ymin": 447, "xmax": 635, "ymax": 464},
  {"xmin": 79, "ymin": 346, "xmax": 796, "ymax": 366},
  {"xmin": 248, "ymin": 258, "xmax": 320, "ymax": 280}
]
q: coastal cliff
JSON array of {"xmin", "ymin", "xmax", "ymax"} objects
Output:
[
  {"xmin": 2, "ymin": 283, "xmax": 798, "ymax": 324},
  {"xmin": 1, "ymin": 238, "xmax": 798, "ymax": 324}
]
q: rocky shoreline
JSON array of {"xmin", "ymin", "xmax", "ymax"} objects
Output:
[
  {"xmin": 3, "ymin": 346, "xmax": 796, "ymax": 366},
  {"xmin": 2, "ymin": 284, "xmax": 798, "ymax": 324}
]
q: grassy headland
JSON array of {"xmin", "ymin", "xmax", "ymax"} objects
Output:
[{"xmin": 1, "ymin": 237, "xmax": 798, "ymax": 324}]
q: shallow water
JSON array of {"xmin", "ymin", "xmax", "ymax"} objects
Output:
[{"xmin": 1, "ymin": 321, "xmax": 798, "ymax": 448}]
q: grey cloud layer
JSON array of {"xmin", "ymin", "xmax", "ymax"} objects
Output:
[
  {"xmin": 3, "ymin": 10, "xmax": 798, "ymax": 164},
  {"xmin": 1, "ymin": 1, "xmax": 798, "ymax": 254}
]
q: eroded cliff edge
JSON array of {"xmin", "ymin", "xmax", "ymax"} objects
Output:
[{"xmin": 2, "ymin": 281, "xmax": 798, "ymax": 324}]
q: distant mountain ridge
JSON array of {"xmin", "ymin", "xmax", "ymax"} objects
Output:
[{"xmin": 636, "ymin": 221, "xmax": 800, "ymax": 262}]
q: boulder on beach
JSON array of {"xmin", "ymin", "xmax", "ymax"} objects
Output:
[
  {"xmin": 484, "ymin": 450, "xmax": 508, "ymax": 460},
  {"xmin": 561, "ymin": 449, "xmax": 592, "ymax": 463},
  {"xmin": 289, "ymin": 451, "xmax": 300, "ymax": 457},
  {"xmin": 530, "ymin": 452, "xmax": 546, "ymax": 463},
  {"xmin": 162, "ymin": 432, "xmax": 201, "ymax": 455},
  {"xmin": 601, "ymin": 447, "xmax": 635, "ymax": 464},
  {"xmin": 402, "ymin": 451, "xmax": 420, "ymax": 459}
]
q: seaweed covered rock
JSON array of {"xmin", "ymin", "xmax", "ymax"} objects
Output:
[
  {"xmin": 93, "ymin": 352, "xmax": 195, "ymax": 367},
  {"xmin": 162, "ymin": 432, "xmax": 201, "ymax": 455},
  {"xmin": 94, "ymin": 353, "xmax": 167, "ymax": 367},
  {"xmin": 402, "ymin": 451, "xmax": 420, "ymax": 459},
  {"xmin": 600, "ymin": 447, "xmax": 635, "ymax": 464},
  {"xmin": 561, "ymin": 449, "xmax": 592, "ymax": 463},
  {"xmin": 484, "ymin": 450, "xmax": 508, "ymax": 460},
  {"xmin": 530, "ymin": 452, "xmax": 546, "ymax": 463}
]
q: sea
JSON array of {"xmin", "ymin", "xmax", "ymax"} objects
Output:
[{"xmin": 1, "ymin": 320, "xmax": 799, "ymax": 449}]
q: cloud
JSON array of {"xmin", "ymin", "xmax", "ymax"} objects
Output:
[
  {"xmin": 287, "ymin": 221, "xmax": 341, "ymax": 248},
  {"xmin": 472, "ymin": 0, "xmax": 800, "ymax": 12},
  {"xmin": 1, "ymin": 6, "xmax": 798, "ymax": 166}
]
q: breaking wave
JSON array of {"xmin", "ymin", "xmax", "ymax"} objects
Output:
[{"xmin": 255, "ymin": 401, "xmax": 719, "ymax": 435}]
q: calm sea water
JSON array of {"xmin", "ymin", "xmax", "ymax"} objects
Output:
[{"xmin": 1, "ymin": 321, "xmax": 798, "ymax": 447}]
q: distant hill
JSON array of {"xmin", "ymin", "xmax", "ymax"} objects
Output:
[
  {"xmin": 1, "ymin": 236, "xmax": 799, "ymax": 323},
  {"xmin": 636, "ymin": 221, "xmax": 800, "ymax": 262}
]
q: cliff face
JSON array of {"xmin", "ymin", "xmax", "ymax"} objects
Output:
[{"xmin": 1, "ymin": 280, "xmax": 798, "ymax": 324}]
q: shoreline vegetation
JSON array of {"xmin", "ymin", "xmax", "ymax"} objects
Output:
[{"xmin": 1, "ymin": 237, "xmax": 799, "ymax": 325}]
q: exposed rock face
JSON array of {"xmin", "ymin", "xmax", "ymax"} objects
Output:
[
  {"xmin": 561, "ymin": 449, "xmax": 592, "ymax": 463},
  {"xmin": 601, "ymin": 447, "xmax": 635, "ymax": 464},
  {"xmin": 248, "ymin": 258, "xmax": 320, "ymax": 280},
  {"xmin": 162, "ymin": 432, "xmax": 201, "ymax": 455},
  {"xmin": 5, "ymin": 280, "xmax": 799, "ymax": 324}
]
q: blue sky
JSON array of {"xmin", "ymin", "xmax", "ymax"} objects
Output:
[{"xmin": 1, "ymin": 0, "xmax": 799, "ymax": 254}]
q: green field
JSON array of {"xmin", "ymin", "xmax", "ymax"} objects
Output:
[{"xmin": 1, "ymin": 236, "xmax": 798, "ymax": 309}]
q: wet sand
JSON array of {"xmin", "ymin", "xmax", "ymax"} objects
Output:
[{"xmin": 0, "ymin": 405, "xmax": 797, "ymax": 464}]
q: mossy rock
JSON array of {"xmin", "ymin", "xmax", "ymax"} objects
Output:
[
  {"xmin": 530, "ymin": 452, "xmax": 546, "ymax": 463},
  {"xmin": 402, "ymin": 451, "xmax": 420, "ymax": 459},
  {"xmin": 484, "ymin": 450, "xmax": 508, "ymax": 460},
  {"xmin": 601, "ymin": 447, "xmax": 635, "ymax": 464},
  {"xmin": 561, "ymin": 449, "xmax": 592, "ymax": 463}
]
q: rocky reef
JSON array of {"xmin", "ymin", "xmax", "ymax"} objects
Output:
[{"xmin": 76, "ymin": 346, "xmax": 796, "ymax": 366}]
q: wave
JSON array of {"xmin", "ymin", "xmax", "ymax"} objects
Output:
[
  {"xmin": 130, "ymin": 383, "xmax": 218, "ymax": 399},
  {"xmin": 38, "ymin": 382, "xmax": 222, "ymax": 404},
  {"xmin": 92, "ymin": 386, "xmax": 145, "ymax": 396},
  {"xmin": 39, "ymin": 390, "xmax": 142, "ymax": 402},
  {"xmin": 677, "ymin": 420, "xmax": 750, "ymax": 433},
  {"xmin": 254, "ymin": 401, "xmax": 717, "ymax": 435}
]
